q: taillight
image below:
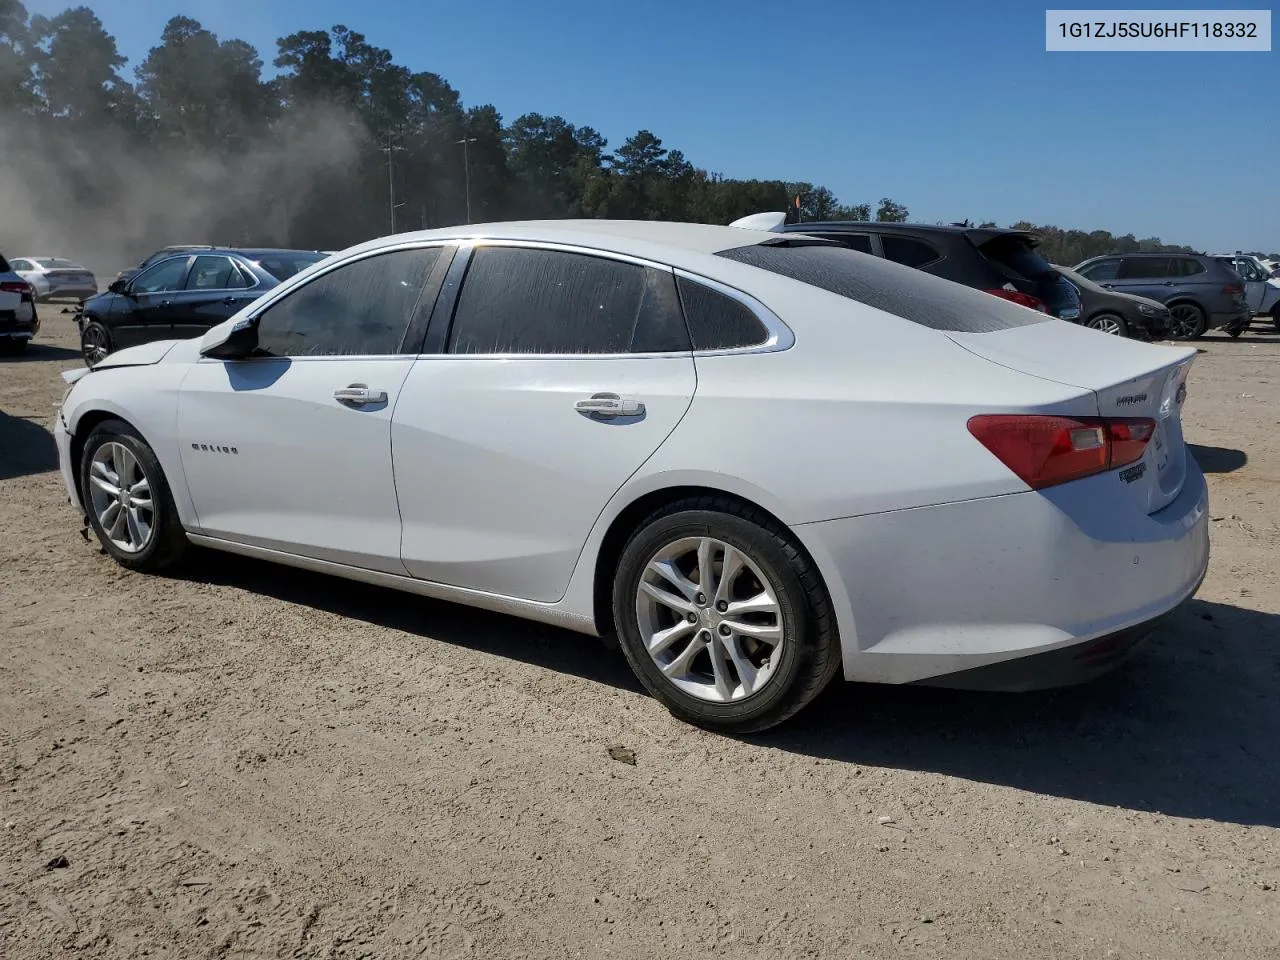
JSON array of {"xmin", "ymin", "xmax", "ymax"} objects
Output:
[
  {"xmin": 1223, "ymin": 282, "xmax": 1244, "ymax": 295},
  {"xmin": 967, "ymin": 415, "xmax": 1157, "ymax": 490},
  {"xmin": 0, "ymin": 281, "xmax": 31, "ymax": 297},
  {"xmin": 983, "ymin": 288, "xmax": 1047, "ymax": 312}
]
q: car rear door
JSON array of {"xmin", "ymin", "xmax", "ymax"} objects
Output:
[
  {"xmin": 392, "ymin": 242, "xmax": 697, "ymax": 603},
  {"xmin": 177, "ymin": 244, "xmax": 451, "ymax": 573},
  {"xmin": 1110, "ymin": 257, "xmax": 1174, "ymax": 303},
  {"xmin": 1228, "ymin": 257, "xmax": 1266, "ymax": 312},
  {"xmin": 169, "ymin": 255, "xmax": 264, "ymax": 341}
]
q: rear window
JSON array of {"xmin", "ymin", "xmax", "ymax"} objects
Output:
[
  {"xmin": 978, "ymin": 236, "xmax": 1053, "ymax": 279},
  {"xmin": 715, "ymin": 243, "xmax": 1046, "ymax": 333},
  {"xmin": 35, "ymin": 258, "xmax": 78, "ymax": 268},
  {"xmin": 253, "ymin": 252, "xmax": 327, "ymax": 281},
  {"xmin": 881, "ymin": 236, "xmax": 941, "ymax": 268}
]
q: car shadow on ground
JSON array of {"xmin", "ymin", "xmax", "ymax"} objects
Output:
[
  {"xmin": 1189, "ymin": 443, "xmax": 1248, "ymax": 473},
  {"xmin": 761, "ymin": 599, "xmax": 1280, "ymax": 828},
  {"xmin": 180, "ymin": 553, "xmax": 1277, "ymax": 827},
  {"xmin": 177, "ymin": 552, "xmax": 644, "ymax": 693},
  {"xmin": 0, "ymin": 408, "xmax": 58, "ymax": 480},
  {"xmin": 3, "ymin": 343, "xmax": 82, "ymax": 363}
]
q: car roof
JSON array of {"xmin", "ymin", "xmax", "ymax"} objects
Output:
[{"xmin": 332, "ymin": 220, "xmax": 798, "ymax": 263}]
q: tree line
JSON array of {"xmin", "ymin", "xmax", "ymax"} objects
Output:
[{"xmin": 2, "ymin": 2, "xmax": 1259, "ymax": 269}]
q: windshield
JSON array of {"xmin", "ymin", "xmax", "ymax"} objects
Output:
[
  {"xmin": 978, "ymin": 236, "xmax": 1054, "ymax": 280},
  {"xmin": 252, "ymin": 252, "xmax": 327, "ymax": 281},
  {"xmin": 716, "ymin": 243, "xmax": 1046, "ymax": 333}
]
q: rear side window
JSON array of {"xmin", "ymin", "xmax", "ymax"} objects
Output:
[
  {"xmin": 1173, "ymin": 257, "xmax": 1206, "ymax": 277},
  {"xmin": 255, "ymin": 247, "xmax": 440, "ymax": 357},
  {"xmin": 715, "ymin": 243, "xmax": 1046, "ymax": 333},
  {"xmin": 675, "ymin": 277, "xmax": 769, "ymax": 350},
  {"xmin": 881, "ymin": 235, "xmax": 940, "ymax": 268},
  {"xmin": 978, "ymin": 236, "xmax": 1052, "ymax": 279},
  {"xmin": 1118, "ymin": 257, "xmax": 1171, "ymax": 280},
  {"xmin": 184, "ymin": 256, "xmax": 250, "ymax": 290},
  {"xmin": 815, "ymin": 233, "xmax": 873, "ymax": 254},
  {"xmin": 448, "ymin": 247, "xmax": 690, "ymax": 355}
]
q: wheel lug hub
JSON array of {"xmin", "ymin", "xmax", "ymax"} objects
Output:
[
  {"xmin": 696, "ymin": 593, "xmax": 706, "ymax": 606},
  {"xmin": 719, "ymin": 623, "xmax": 731, "ymax": 636},
  {"xmin": 716, "ymin": 601, "xmax": 728, "ymax": 612},
  {"xmin": 686, "ymin": 612, "xmax": 697, "ymax": 623}
]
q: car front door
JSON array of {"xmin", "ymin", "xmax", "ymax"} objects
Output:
[
  {"xmin": 1230, "ymin": 257, "xmax": 1266, "ymax": 312},
  {"xmin": 176, "ymin": 244, "xmax": 451, "ymax": 573},
  {"xmin": 112, "ymin": 256, "xmax": 193, "ymax": 348},
  {"xmin": 392, "ymin": 243, "xmax": 697, "ymax": 603}
]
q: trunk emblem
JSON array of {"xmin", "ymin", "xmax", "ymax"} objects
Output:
[{"xmin": 1115, "ymin": 393, "xmax": 1148, "ymax": 407}]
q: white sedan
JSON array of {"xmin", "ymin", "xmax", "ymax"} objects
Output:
[{"xmin": 52, "ymin": 220, "xmax": 1210, "ymax": 732}]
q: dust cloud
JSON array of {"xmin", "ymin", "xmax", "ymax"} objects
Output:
[{"xmin": 0, "ymin": 106, "xmax": 364, "ymax": 279}]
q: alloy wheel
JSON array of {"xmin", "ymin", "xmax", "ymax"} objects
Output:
[
  {"xmin": 1167, "ymin": 304, "xmax": 1202, "ymax": 339},
  {"xmin": 1086, "ymin": 315, "xmax": 1123, "ymax": 335},
  {"xmin": 82, "ymin": 326, "xmax": 109, "ymax": 365},
  {"xmin": 634, "ymin": 536, "xmax": 785, "ymax": 703},
  {"xmin": 87, "ymin": 442, "xmax": 155, "ymax": 554}
]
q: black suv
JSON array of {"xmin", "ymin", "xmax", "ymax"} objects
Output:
[
  {"xmin": 781, "ymin": 221, "xmax": 1081, "ymax": 321},
  {"xmin": 1071, "ymin": 253, "xmax": 1250, "ymax": 339}
]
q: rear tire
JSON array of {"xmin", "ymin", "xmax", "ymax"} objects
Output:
[
  {"xmin": 611, "ymin": 497, "xmax": 841, "ymax": 733},
  {"xmin": 80, "ymin": 419, "xmax": 189, "ymax": 573},
  {"xmin": 1167, "ymin": 302, "xmax": 1207, "ymax": 340}
]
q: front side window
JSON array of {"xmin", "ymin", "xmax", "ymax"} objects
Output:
[
  {"xmin": 132, "ymin": 257, "xmax": 191, "ymax": 293},
  {"xmin": 185, "ymin": 256, "xmax": 251, "ymax": 291},
  {"xmin": 254, "ymin": 247, "xmax": 441, "ymax": 358},
  {"xmin": 447, "ymin": 247, "xmax": 690, "ymax": 355}
]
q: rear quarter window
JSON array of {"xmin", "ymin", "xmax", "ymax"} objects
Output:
[
  {"xmin": 715, "ymin": 243, "xmax": 1046, "ymax": 333},
  {"xmin": 881, "ymin": 236, "xmax": 941, "ymax": 268}
]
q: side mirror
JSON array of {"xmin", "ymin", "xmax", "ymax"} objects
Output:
[
  {"xmin": 200, "ymin": 316, "xmax": 260, "ymax": 360},
  {"xmin": 108, "ymin": 279, "xmax": 128, "ymax": 295}
]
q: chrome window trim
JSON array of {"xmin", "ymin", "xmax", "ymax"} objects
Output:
[{"xmin": 181, "ymin": 254, "xmax": 264, "ymax": 295}]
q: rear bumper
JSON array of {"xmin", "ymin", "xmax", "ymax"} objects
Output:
[
  {"xmin": 1210, "ymin": 308, "xmax": 1250, "ymax": 330},
  {"xmin": 798, "ymin": 454, "xmax": 1210, "ymax": 687}
]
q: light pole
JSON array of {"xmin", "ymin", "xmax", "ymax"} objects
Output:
[
  {"xmin": 382, "ymin": 129, "xmax": 406, "ymax": 233},
  {"xmin": 457, "ymin": 136, "xmax": 478, "ymax": 224}
]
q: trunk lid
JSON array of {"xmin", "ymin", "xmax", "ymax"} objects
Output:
[{"xmin": 948, "ymin": 323, "xmax": 1196, "ymax": 514}]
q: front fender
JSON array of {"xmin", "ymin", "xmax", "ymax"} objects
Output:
[{"xmin": 62, "ymin": 364, "xmax": 200, "ymax": 531}]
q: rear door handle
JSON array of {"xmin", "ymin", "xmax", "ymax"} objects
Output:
[
  {"xmin": 575, "ymin": 393, "xmax": 644, "ymax": 418},
  {"xmin": 334, "ymin": 383, "xmax": 388, "ymax": 405}
]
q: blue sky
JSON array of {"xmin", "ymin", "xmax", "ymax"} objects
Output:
[{"xmin": 25, "ymin": 0, "xmax": 1280, "ymax": 251}]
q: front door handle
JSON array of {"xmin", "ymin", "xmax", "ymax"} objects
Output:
[
  {"xmin": 575, "ymin": 393, "xmax": 644, "ymax": 418},
  {"xmin": 334, "ymin": 383, "xmax": 388, "ymax": 405}
]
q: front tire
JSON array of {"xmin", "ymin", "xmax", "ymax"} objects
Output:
[
  {"xmin": 611, "ymin": 497, "xmax": 841, "ymax": 733},
  {"xmin": 80, "ymin": 419, "xmax": 189, "ymax": 572},
  {"xmin": 1085, "ymin": 312, "xmax": 1127, "ymax": 336},
  {"xmin": 81, "ymin": 321, "xmax": 112, "ymax": 366},
  {"xmin": 1167, "ymin": 302, "xmax": 1207, "ymax": 340}
]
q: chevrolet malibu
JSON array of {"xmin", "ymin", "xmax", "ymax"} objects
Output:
[{"xmin": 53, "ymin": 220, "xmax": 1210, "ymax": 732}]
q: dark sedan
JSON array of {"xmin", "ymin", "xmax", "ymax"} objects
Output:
[
  {"xmin": 78, "ymin": 248, "xmax": 329, "ymax": 364},
  {"xmin": 1052, "ymin": 264, "xmax": 1171, "ymax": 339}
]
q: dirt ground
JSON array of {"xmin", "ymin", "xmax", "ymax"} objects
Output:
[{"xmin": 1, "ymin": 309, "xmax": 1278, "ymax": 960}]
